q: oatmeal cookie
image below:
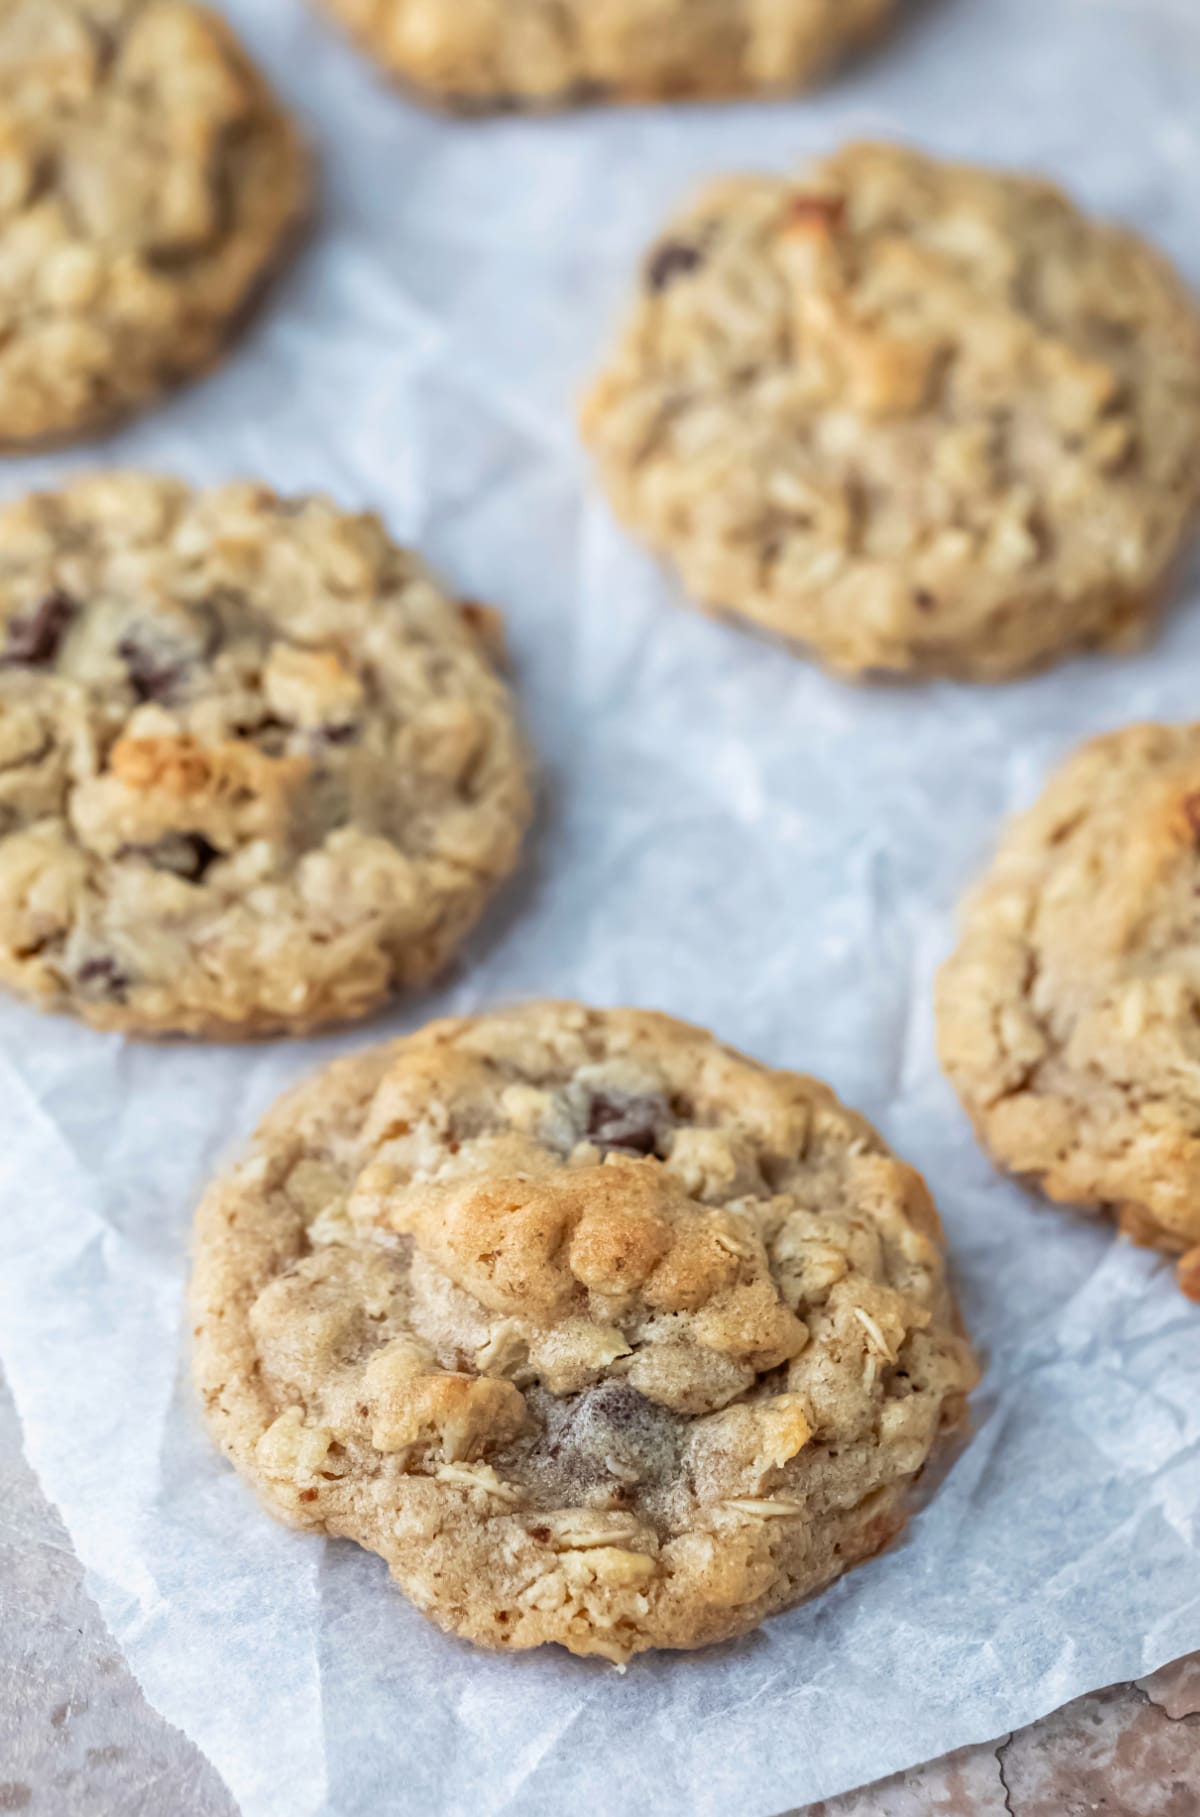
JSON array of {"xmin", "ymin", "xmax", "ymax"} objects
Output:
[
  {"xmin": 581, "ymin": 142, "xmax": 1200, "ymax": 681},
  {"xmin": 192, "ymin": 1002, "xmax": 977, "ymax": 1661},
  {"xmin": 318, "ymin": 0, "xmax": 892, "ymax": 109},
  {"xmin": 0, "ymin": 0, "xmax": 309, "ymax": 446},
  {"xmin": 938, "ymin": 723, "xmax": 1200, "ymax": 1299},
  {"xmin": 0, "ymin": 473, "xmax": 531, "ymax": 1037}
]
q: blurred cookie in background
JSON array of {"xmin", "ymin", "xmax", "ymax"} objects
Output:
[
  {"xmin": 318, "ymin": 0, "xmax": 894, "ymax": 110},
  {"xmin": 582, "ymin": 142, "xmax": 1200, "ymax": 682},
  {"xmin": 939, "ymin": 722, "xmax": 1200, "ymax": 1299},
  {"xmin": 0, "ymin": 473, "xmax": 532, "ymax": 1037},
  {"xmin": 0, "ymin": 0, "xmax": 310, "ymax": 446}
]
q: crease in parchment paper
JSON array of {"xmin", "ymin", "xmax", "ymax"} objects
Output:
[{"xmin": 2, "ymin": 1, "xmax": 1200, "ymax": 1813}]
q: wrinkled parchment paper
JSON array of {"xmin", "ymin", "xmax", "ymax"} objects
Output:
[{"xmin": 3, "ymin": 1, "xmax": 1200, "ymax": 1812}]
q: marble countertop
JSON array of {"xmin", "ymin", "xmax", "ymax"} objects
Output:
[{"xmin": 3, "ymin": 1366, "xmax": 1196, "ymax": 1817}]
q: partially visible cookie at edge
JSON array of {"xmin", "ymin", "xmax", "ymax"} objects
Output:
[
  {"xmin": 192, "ymin": 1001, "xmax": 977, "ymax": 1661},
  {"xmin": 318, "ymin": 0, "xmax": 894, "ymax": 110},
  {"xmin": 581, "ymin": 141, "xmax": 1200, "ymax": 681},
  {"xmin": 938, "ymin": 722, "xmax": 1200, "ymax": 1298},
  {"xmin": 0, "ymin": 472, "xmax": 532, "ymax": 1037},
  {"xmin": 0, "ymin": 0, "xmax": 310, "ymax": 447}
]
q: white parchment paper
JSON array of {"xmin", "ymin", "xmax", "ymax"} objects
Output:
[{"xmin": 2, "ymin": 1, "xmax": 1200, "ymax": 1811}]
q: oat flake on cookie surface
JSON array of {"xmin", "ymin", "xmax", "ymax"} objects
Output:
[
  {"xmin": 0, "ymin": 472, "xmax": 531, "ymax": 1038},
  {"xmin": 581, "ymin": 141, "xmax": 1200, "ymax": 682},
  {"xmin": 318, "ymin": 0, "xmax": 893, "ymax": 110},
  {"xmin": 0, "ymin": 0, "xmax": 309, "ymax": 446},
  {"xmin": 192, "ymin": 1002, "xmax": 977, "ymax": 1661},
  {"xmin": 939, "ymin": 722, "xmax": 1200, "ymax": 1303}
]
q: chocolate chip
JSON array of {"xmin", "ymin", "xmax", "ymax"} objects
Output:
[
  {"xmin": 318, "ymin": 723, "xmax": 358, "ymax": 747},
  {"xmin": 117, "ymin": 635, "xmax": 184, "ymax": 704},
  {"xmin": 178, "ymin": 834, "xmax": 220, "ymax": 879},
  {"xmin": 2, "ymin": 589, "xmax": 77, "ymax": 667},
  {"xmin": 571, "ymin": 1382, "xmax": 657, "ymax": 1434},
  {"xmin": 118, "ymin": 832, "xmax": 221, "ymax": 881},
  {"xmin": 117, "ymin": 604, "xmax": 220, "ymax": 705},
  {"xmin": 1183, "ymin": 793, "xmax": 1200, "ymax": 843},
  {"xmin": 233, "ymin": 712, "xmax": 290, "ymax": 756},
  {"xmin": 546, "ymin": 1382, "xmax": 677, "ymax": 1491},
  {"xmin": 76, "ymin": 955, "xmax": 128, "ymax": 998},
  {"xmin": 913, "ymin": 589, "xmax": 937, "ymax": 613},
  {"xmin": 586, "ymin": 1091, "xmax": 668, "ymax": 1157},
  {"xmin": 645, "ymin": 240, "xmax": 702, "ymax": 293}
]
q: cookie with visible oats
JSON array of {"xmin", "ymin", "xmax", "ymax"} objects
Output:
[
  {"xmin": 939, "ymin": 722, "xmax": 1200, "ymax": 1302},
  {"xmin": 581, "ymin": 142, "xmax": 1200, "ymax": 681},
  {"xmin": 317, "ymin": 0, "xmax": 893, "ymax": 110},
  {"xmin": 191, "ymin": 1002, "xmax": 977, "ymax": 1661},
  {"xmin": 0, "ymin": 472, "xmax": 531, "ymax": 1037},
  {"xmin": 0, "ymin": 0, "xmax": 309, "ymax": 446}
]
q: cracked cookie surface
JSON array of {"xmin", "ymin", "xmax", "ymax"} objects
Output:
[
  {"xmin": 0, "ymin": 0, "xmax": 309, "ymax": 446},
  {"xmin": 581, "ymin": 142, "xmax": 1200, "ymax": 681},
  {"xmin": 938, "ymin": 723, "xmax": 1200, "ymax": 1300},
  {"xmin": 192, "ymin": 1002, "xmax": 976, "ymax": 1661},
  {"xmin": 318, "ymin": 0, "xmax": 892, "ymax": 109},
  {"xmin": 0, "ymin": 472, "xmax": 531, "ymax": 1037}
]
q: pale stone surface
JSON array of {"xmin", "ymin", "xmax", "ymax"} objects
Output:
[
  {"xmin": 2, "ymin": 1361, "xmax": 1197, "ymax": 1815},
  {"xmin": 799, "ymin": 1742, "xmax": 1010, "ymax": 1815},
  {"xmin": 801, "ymin": 1659, "xmax": 1200, "ymax": 1817},
  {"xmin": 997, "ymin": 1672, "xmax": 1200, "ymax": 1817}
]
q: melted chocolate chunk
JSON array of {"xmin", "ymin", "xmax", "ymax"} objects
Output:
[
  {"xmin": 233, "ymin": 712, "xmax": 290, "ymax": 756},
  {"xmin": 570, "ymin": 1382, "xmax": 660, "ymax": 1435},
  {"xmin": 544, "ymin": 1382, "xmax": 677, "ymax": 1493},
  {"xmin": 645, "ymin": 240, "xmax": 703, "ymax": 292},
  {"xmin": 117, "ymin": 634, "xmax": 184, "ymax": 704},
  {"xmin": 586, "ymin": 1091, "xmax": 668, "ymax": 1156},
  {"xmin": 318, "ymin": 722, "xmax": 359, "ymax": 747},
  {"xmin": 117, "ymin": 603, "xmax": 220, "ymax": 704},
  {"xmin": 118, "ymin": 832, "xmax": 221, "ymax": 881},
  {"xmin": 76, "ymin": 955, "xmax": 129, "ymax": 998},
  {"xmin": 2, "ymin": 589, "xmax": 77, "ymax": 667}
]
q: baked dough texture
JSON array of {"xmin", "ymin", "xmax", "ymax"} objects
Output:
[
  {"xmin": 192, "ymin": 1002, "xmax": 977, "ymax": 1661},
  {"xmin": 318, "ymin": 0, "xmax": 893, "ymax": 109},
  {"xmin": 0, "ymin": 0, "xmax": 309, "ymax": 445},
  {"xmin": 581, "ymin": 142, "xmax": 1200, "ymax": 681},
  {"xmin": 0, "ymin": 473, "xmax": 531, "ymax": 1037},
  {"xmin": 938, "ymin": 723, "xmax": 1200, "ymax": 1300}
]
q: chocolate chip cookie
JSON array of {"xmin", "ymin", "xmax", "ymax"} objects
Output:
[
  {"xmin": 0, "ymin": 0, "xmax": 309, "ymax": 446},
  {"xmin": 318, "ymin": 0, "xmax": 893, "ymax": 110},
  {"xmin": 192, "ymin": 1002, "xmax": 977, "ymax": 1661},
  {"xmin": 0, "ymin": 473, "xmax": 531, "ymax": 1037},
  {"xmin": 581, "ymin": 142, "xmax": 1200, "ymax": 681},
  {"xmin": 939, "ymin": 723, "xmax": 1200, "ymax": 1301}
]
